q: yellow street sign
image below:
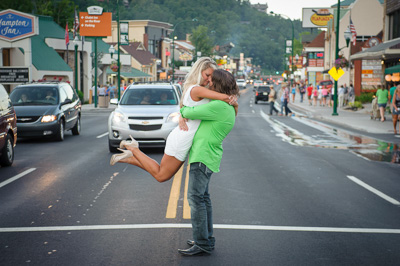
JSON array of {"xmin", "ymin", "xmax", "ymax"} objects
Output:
[{"xmin": 328, "ymin": 67, "xmax": 345, "ymax": 81}]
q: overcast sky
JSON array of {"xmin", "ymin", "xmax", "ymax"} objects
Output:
[{"xmin": 249, "ymin": 0, "xmax": 339, "ymax": 20}]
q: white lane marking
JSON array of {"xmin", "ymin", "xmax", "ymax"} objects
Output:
[
  {"xmin": 0, "ymin": 168, "xmax": 36, "ymax": 189},
  {"xmin": 97, "ymin": 132, "xmax": 108, "ymax": 139},
  {"xmin": 347, "ymin": 175, "xmax": 400, "ymax": 206},
  {"xmin": 0, "ymin": 223, "xmax": 399, "ymax": 234}
]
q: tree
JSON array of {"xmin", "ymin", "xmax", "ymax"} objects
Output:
[{"xmin": 190, "ymin": 25, "xmax": 214, "ymax": 57}]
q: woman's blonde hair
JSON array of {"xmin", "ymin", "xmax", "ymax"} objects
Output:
[{"xmin": 180, "ymin": 57, "xmax": 217, "ymax": 107}]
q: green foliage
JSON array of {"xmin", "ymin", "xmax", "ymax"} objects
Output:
[
  {"xmin": 191, "ymin": 26, "xmax": 214, "ymax": 57},
  {"xmin": 349, "ymin": 101, "xmax": 363, "ymax": 109},
  {"xmin": 355, "ymin": 92, "xmax": 375, "ymax": 103},
  {"xmin": 77, "ymin": 90, "xmax": 84, "ymax": 102}
]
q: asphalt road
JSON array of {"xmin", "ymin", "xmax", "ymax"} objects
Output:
[{"xmin": 1, "ymin": 88, "xmax": 399, "ymax": 265}]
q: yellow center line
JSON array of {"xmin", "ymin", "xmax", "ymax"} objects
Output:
[
  {"xmin": 165, "ymin": 165, "xmax": 184, "ymax": 219},
  {"xmin": 183, "ymin": 165, "xmax": 191, "ymax": 219}
]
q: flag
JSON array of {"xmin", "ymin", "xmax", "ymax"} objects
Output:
[
  {"xmin": 350, "ymin": 18, "xmax": 357, "ymax": 46},
  {"xmin": 65, "ymin": 22, "xmax": 69, "ymax": 48},
  {"xmin": 73, "ymin": 9, "xmax": 79, "ymax": 38}
]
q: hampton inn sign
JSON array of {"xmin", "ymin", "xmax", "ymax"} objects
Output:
[{"xmin": 0, "ymin": 9, "xmax": 38, "ymax": 42}]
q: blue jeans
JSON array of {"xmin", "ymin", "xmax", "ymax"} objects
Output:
[{"xmin": 188, "ymin": 162, "xmax": 215, "ymax": 252}]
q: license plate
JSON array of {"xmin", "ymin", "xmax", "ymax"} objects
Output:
[{"xmin": 263, "ymin": 92, "xmax": 268, "ymax": 95}]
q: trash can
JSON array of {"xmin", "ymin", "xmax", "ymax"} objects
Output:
[{"xmin": 98, "ymin": 95, "xmax": 109, "ymax": 108}]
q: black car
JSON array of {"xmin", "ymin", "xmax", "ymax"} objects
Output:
[
  {"xmin": 0, "ymin": 84, "xmax": 17, "ymax": 166},
  {"xmin": 254, "ymin": 85, "xmax": 271, "ymax": 104},
  {"xmin": 9, "ymin": 82, "xmax": 81, "ymax": 141}
]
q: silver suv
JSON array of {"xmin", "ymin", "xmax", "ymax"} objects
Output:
[{"xmin": 108, "ymin": 83, "xmax": 182, "ymax": 152}]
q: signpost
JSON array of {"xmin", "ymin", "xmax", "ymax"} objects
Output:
[
  {"xmin": 0, "ymin": 68, "xmax": 29, "ymax": 83},
  {"xmin": 79, "ymin": 6, "xmax": 112, "ymax": 107}
]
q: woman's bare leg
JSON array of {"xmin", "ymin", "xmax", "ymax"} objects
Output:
[
  {"xmin": 125, "ymin": 147, "xmax": 184, "ymax": 183},
  {"xmin": 393, "ymin": 114, "xmax": 398, "ymax": 134}
]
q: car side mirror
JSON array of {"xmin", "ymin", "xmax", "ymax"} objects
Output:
[{"xmin": 61, "ymin": 99, "xmax": 72, "ymax": 105}]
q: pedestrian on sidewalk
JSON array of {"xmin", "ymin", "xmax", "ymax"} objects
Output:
[
  {"xmin": 279, "ymin": 86, "xmax": 285, "ymax": 115},
  {"xmin": 318, "ymin": 86, "xmax": 323, "ymax": 106},
  {"xmin": 299, "ymin": 84, "xmax": 306, "ymax": 103},
  {"xmin": 321, "ymin": 86, "xmax": 328, "ymax": 106},
  {"xmin": 268, "ymin": 86, "xmax": 279, "ymax": 115},
  {"xmin": 329, "ymin": 86, "xmax": 335, "ymax": 107},
  {"xmin": 312, "ymin": 86, "xmax": 318, "ymax": 106},
  {"xmin": 391, "ymin": 85, "xmax": 400, "ymax": 134},
  {"xmin": 389, "ymin": 82, "xmax": 399, "ymax": 103},
  {"xmin": 348, "ymin": 83, "xmax": 355, "ymax": 104},
  {"xmin": 283, "ymin": 85, "xmax": 292, "ymax": 116},
  {"xmin": 291, "ymin": 83, "xmax": 296, "ymax": 103},
  {"xmin": 338, "ymin": 85, "xmax": 345, "ymax": 108},
  {"xmin": 376, "ymin": 84, "xmax": 389, "ymax": 122},
  {"xmin": 307, "ymin": 84, "xmax": 313, "ymax": 106}
]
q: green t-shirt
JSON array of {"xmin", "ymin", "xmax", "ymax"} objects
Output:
[
  {"xmin": 390, "ymin": 86, "xmax": 397, "ymax": 100},
  {"xmin": 376, "ymin": 89, "xmax": 388, "ymax": 104},
  {"xmin": 180, "ymin": 100, "xmax": 235, "ymax": 173}
]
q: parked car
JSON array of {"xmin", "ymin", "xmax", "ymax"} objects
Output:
[
  {"xmin": 236, "ymin": 79, "xmax": 247, "ymax": 89},
  {"xmin": 108, "ymin": 83, "xmax": 182, "ymax": 152},
  {"xmin": 254, "ymin": 85, "xmax": 271, "ymax": 104},
  {"xmin": 0, "ymin": 84, "xmax": 17, "ymax": 166},
  {"xmin": 253, "ymin": 80, "xmax": 263, "ymax": 87},
  {"xmin": 9, "ymin": 82, "xmax": 81, "ymax": 141},
  {"xmin": 319, "ymin": 80, "xmax": 333, "ymax": 90}
]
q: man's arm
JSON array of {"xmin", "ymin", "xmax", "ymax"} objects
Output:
[{"xmin": 181, "ymin": 100, "xmax": 231, "ymax": 121}]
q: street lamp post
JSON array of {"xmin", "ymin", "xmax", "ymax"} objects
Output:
[
  {"xmin": 171, "ymin": 18, "xmax": 198, "ymax": 83},
  {"xmin": 270, "ymin": 11, "xmax": 294, "ymax": 85},
  {"xmin": 73, "ymin": 36, "xmax": 79, "ymax": 95},
  {"xmin": 332, "ymin": 0, "xmax": 341, "ymax": 116}
]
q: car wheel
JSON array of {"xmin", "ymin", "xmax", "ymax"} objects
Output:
[
  {"xmin": 55, "ymin": 119, "xmax": 65, "ymax": 141},
  {"xmin": 255, "ymin": 99, "xmax": 258, "ymax": 104},
  {"xmin": 0, "ymin": 133, "xmax": 14, "ymax": 167},
  {"xmin": 71, "ymin": 116, "xmax": 81, "ymax": 135},
  {"xmin": 109, "ymin": 139, "xmax": 119, "ymax": 153}
]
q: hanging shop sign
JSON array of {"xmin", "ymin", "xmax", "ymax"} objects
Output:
[
  {"xmin": 302, "ymin": 8, "xmax": 334, "ymax": 28},
  {"xmin": 0, "ymin": 9, "xmax": 38, "ymax": 42}
]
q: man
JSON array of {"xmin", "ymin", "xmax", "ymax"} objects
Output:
[
  {"xmin": 307, "ymin": 84, "xmax": 313, "ymax": 106},
  {"xmin": 178, "ymin": 69, "xmax": 239, "ymax": 256},
  {"xmin": 268, "ymin": 86, "xmax": 279, "ymax": 115}
]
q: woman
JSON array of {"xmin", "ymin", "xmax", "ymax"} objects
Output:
[
  {"xmin": 391, "ymin": 85, "xmax": 400, "ymax": 135},
  {"xmin": 110, "ymin": 58, "xmax": 239, "ymax": 182},
  {"xmin": 321, "ymin": 86, "xmax": 328, "ymax": 107},
  {"xmin": 376, "ymin": 85, "xmax": 389, "ymax": 122}
]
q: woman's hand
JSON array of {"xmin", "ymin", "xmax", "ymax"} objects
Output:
[
  {"xmin": 179, "ymin": 115, "xmax": 189, "ymax": 131},
  {"xmin": 228, "ymin": 95, "xmax": 238, "ymax": 106}
]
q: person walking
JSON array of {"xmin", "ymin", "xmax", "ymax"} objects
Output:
[
  {"xmin": 338, "ymin": 85, "xmax": 345, "ymax": 108},
  {"xmin": 283, "ymin": 85, "xmax": 292, "ymax": 116},
  {"xmin": 391, "ymin": 85, "xmax": 400, "ymax": 134},
  {"xmin": 307, "ymin": 84, "xmax": 313, "ymax": 106},
  {"xmin": 299, "ymin": 83, "xmax": 306, "ymax": 103},
  {"xmin": 312, "ymin": 86, "xmax": 318, "ymax": 106},
  {"xmin": 348, "ymin": 83, "xmax": 355, "ymax": 104},
  {"xmin": 268, "ymin": 86, "xmax": 279, "ymax": 115},
  {"xmin": 375, "ymin": 85, "xmax": 389, "ymax": 122},
  {"xmin": 291, "ymin": 83, "xmax": 296, "ymax": 103},
  {"xmin": 321, "ymin": 86, "xmax": 328, "ymax": 106}
]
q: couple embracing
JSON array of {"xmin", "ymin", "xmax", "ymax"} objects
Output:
[{"xmin": 110, "ymin": 57, "xmax": 239, "ymax": 255}]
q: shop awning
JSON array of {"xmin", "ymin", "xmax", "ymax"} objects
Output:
[
  {"xmin": 384, "ymin": 65, "xmax": 400, "ymax": 75},
  {"xmin": 106, "ymin": 67, "xmax": 151, "ymax": 78},
  {"xmin": 350, "ymin": 37, "xmax": 400, "ymax": 60}
]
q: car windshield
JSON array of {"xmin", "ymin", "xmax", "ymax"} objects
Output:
[
  {"xmin": 257, "ymin": 86, "xmax": 270, "ymax": 92},
  {"xmin": 120, "ymin": 88, "xmax": 178, "ymax": 106},
  {"xmin": 10, "ymin": 86, "xmax": 59, "ymax": 106}
]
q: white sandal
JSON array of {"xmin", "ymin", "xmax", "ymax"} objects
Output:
[
  {"xmin": 110, "ymin": 148, "xmax": 133, "ymax": 166},
  {"xmin": 119, "ymin": 135, "xmax": 139, "ymax": 149}
]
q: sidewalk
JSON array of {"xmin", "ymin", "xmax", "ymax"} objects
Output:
[
  {"xmin": 81, "ymin": 103, "xmax": 116, "ymax": 112},
  {"xmin": 288, "ymin": 94, "xmax": 395, "ymax": 134}
]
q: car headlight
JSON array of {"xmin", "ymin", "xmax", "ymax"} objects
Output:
[
  {"xmin": 166, "ymin": 112, "xmax": 180, "ymax": 123},
  {"xmin": 112, "ymin": 111, "xmax": 127, "ymax": 124},
  {"xmin": 41, "ymin": 115, "xmax": 57, "ymax": 123}
]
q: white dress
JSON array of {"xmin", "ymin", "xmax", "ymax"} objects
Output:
[{"xmin": 164, "ymin": 85, "xmax": 210, "ymax": 161}]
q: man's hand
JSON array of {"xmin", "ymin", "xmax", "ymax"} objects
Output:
[{"xmin": 179, "ymin": 115, "xmax": 189, "ymax": 131}]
